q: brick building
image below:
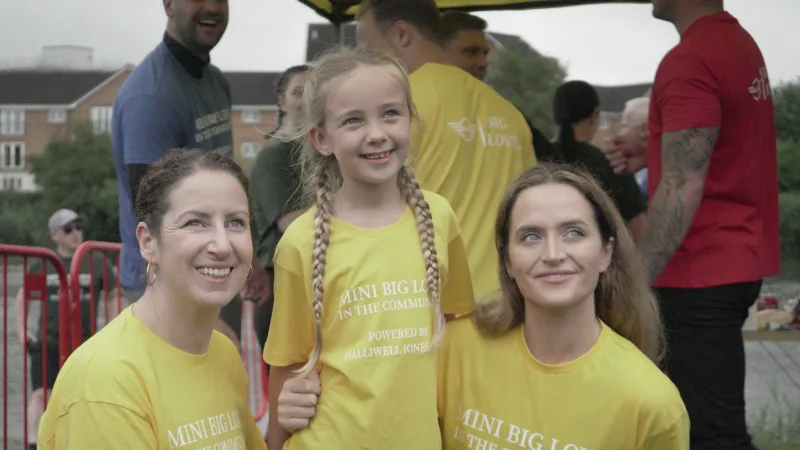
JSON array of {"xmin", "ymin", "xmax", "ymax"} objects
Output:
[{"xmin": 0, "ymin": 57, "xmax": 280, "ymax": 192}]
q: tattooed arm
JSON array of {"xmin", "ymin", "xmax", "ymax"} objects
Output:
[{"xmin": 640, "ymin": 127, "xmax": 719, "ymax": 283}]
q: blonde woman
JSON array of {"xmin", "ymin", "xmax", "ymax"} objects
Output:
[
  {"xmin": 278, "ymin": 164, "xmax": 689, "ymax": 449},
  {"xmin": 264, "ymin": 46, "xmax": 475, "ymax": 450}
]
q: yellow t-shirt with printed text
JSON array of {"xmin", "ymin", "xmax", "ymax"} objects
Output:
[
  {"xmin": 37, "ymin": 307, "xmax": 266, "ymax": 450},
  {"xmin": 264, "ymin": 190, "xmax": 475, "ymax": 450},
  {"xmin": 409, "ymin": 63, "xmax": 536, "ymax": 300},
  {"xmin": 438, "ymin": 319, "xmax": 689, "ymax": 450}
]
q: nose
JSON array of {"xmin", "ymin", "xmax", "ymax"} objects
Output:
[
  {"xmin": 541, "ymin": 236, "xmax": 566, "ymax": 264},
  {"xmin": 365, "ymin": 120, "xmax": 388, "ymax": 145},
  {"xmin": 207, "ymin": 223, "xmax": 233, "ymax": 258}
]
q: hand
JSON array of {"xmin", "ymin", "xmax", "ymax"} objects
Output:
[
  {"xmin": 244, "ymin": 264, "xmax": 271, "ymax": 305},
  {"xmin": 17, "ymin": 329, "xmax": 36, "ymax": 347},
  {"xmin": 602, "ymin": 133, "xmax": 647, "ymax": 175},
  {"xmin": 278, "ymin": 369, "xmax": 321, "ymax": 432},
  {"xmin": 214, "ymin": 318, "xmax": 243, "ymax": 357}
]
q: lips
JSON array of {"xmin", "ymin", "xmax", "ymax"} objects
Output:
[
  {"xmin": 196, "ymin": 267, "xmax": 233, "ymax": 279},
  {"xmin": 361, "ymin": 150, "xmax": 393, "ymax": 160}
]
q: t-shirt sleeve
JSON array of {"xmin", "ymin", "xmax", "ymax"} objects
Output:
[
  {"xmin": 440, "ymin": 210, "xmax": 476, "ymax": 316},
  {"xmin": 607, "ymin": 172, "xmax": 647, "ymax": 222},
  {"xmin": 119, "ymin": 95, "xmax": 185, "ymax": 165},
  {"xmin": 263, "ymin": 242, "xmax": 315, "ymax": 367},
  {"xmin": 657, "ymin": 53, "xmax": 721, "ymax": 132},
  {"xmin": 24, "ymin": 259, "xmax": 46, "ymax": 301},
  {"xmin": 642, "ymin": 413, "xmax": 690, "ymax": 450},
  {"xmin": 46, "ymin": 401, "xmax": 157, "ymax": 449},
  {"xmin": 251, "ymin": 140, "xmax": 304, "ymax": 270}
]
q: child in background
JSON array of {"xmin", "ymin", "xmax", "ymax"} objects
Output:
[{"xmin": 264, "ymin": 46, "xmax": 475, "ymax": 450}]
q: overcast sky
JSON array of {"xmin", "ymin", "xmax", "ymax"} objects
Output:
[{"xmin": 2, "ymin": 0, "xmax": 797, "ymax": 87}]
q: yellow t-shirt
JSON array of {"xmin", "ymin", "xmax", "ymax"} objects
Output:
[
  {"xmin": 37, "ymin": 307, "xmax": 266, "ymax": 450},
  {"xmin": 438, "ymin": 319, "xmax": 689, "ymax": 450},
  {"xmin": 409, "ymin": 63, "xmax": 536, "ymax": 300},
  {"xmin": 264, "ymin": 190, "xmax": 475, "ymax": 450}
]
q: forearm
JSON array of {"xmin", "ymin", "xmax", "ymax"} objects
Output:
[
  {"xmin": 640, "ymin": 179, "xmax": 704, "ymax": 282},
  {"xmin": 14, "ymin": 288, "xmax": 26, "ymax": 335},
  {"xmin": 640, "ymin": 126, "xmax": 717, "ymax": 283}
]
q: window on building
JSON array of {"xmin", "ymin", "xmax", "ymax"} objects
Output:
[
  {"xmin": 48, "ymin": 108, "xmax": 67, "ymax": 124},
  {"xmin": 0, "ymin": 142, "xmax": 25, "ymax": 169},
  {"xmin": 241, "ymin": 110, "xmax": 261, "ymax": 124},
  {"xmin": 241, "ymin": 142, "xmax": 261, "ymax": 159},
  {"xmin": 90, "ymin": 106, "xmax": 113, "ymax": 134},
  {"xmin": 1, "ymin": 176, "xmax": 22, "ymax": 192},
  {"xmin": 0, "ymin": 110, "xmax": 25, "ymax": 135}
]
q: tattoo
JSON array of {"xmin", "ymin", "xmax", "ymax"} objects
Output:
[{"xmin": 641, "ymin": 127, "xmax": 719, "ymax": 283}]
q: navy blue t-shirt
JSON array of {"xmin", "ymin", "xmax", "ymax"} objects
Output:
[{"xmin": 111, "ymin": 41, "xmax": 233, "ymax": 290}]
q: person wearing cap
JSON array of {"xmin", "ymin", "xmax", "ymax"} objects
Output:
[{"xmin": 13, "ymin": 208, "xmax": 119, "ymax": 450}]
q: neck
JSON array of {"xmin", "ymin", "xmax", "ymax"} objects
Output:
[
  {"xmin": 522, "ymin": 297, "xmax": 601, "ymax": 364},
  {"xmin": 165, "ymin": 27, "xmax": 209, "ymax": 60},
  {"xmin": 674, "ymin": 3, "xmax": 724, "ymax": 35},
  {"xmin": 56, "ymin": 246, "xmax": 74, "ymax": 258},
  {"xmin": 133, "ymin": 285, "xmax": 218, "ymax": 354},
  {"xmin": 403, "ymin": 40, "xmax": 452, "ymax": 74},
  {"xmin": 335, "ymin": 177, "xmax": 406, "ymax": 227},
  {"xmin": 572, "ymin": 122, "xmax": 595, "ymax": 143}
]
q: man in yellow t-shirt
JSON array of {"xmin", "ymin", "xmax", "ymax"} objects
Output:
[{"xmin": 356, "ymin": 0, "xmax": 536, "ymax": 300}]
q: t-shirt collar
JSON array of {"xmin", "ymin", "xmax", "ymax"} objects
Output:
[{"xmin": 163, "ymin": 31, "xmax": 210, "ymax": 79}]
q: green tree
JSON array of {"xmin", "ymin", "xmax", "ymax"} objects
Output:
[
  {"xmin": 487, "ymin": 39, "xmax": 567, "ymax": 139},
  {"xmin": 28, "ymin": 123, "xmax": 120, "ymax": 243},
  {"xmin": 778, "ymin": 139, "xmax": 800, "ymax": 193},
  {"xmin": 773, "ymin": 79, "xmax": 800, "ymax": 142}
]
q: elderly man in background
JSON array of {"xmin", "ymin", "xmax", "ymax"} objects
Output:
[{"xmin": 614, "ymin": 94, "xmax": 650, "ymax": 198}]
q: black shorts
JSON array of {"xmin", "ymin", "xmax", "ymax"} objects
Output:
[{"xmin": 29, "ymin": 343, "xmax": 59, "ymax": 390}]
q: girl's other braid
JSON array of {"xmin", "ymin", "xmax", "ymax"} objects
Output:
[{"xmin": 398, "ymin": 165, "xmax": 445, "ymax": 348}]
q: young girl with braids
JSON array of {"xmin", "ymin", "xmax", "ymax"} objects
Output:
[{"xmin": 263, "ymin": 46, "xmax": 475, "ymax": 450}]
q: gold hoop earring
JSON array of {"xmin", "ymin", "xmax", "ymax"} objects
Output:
[{"xmin": 146, "ymin": 261, "xmax": 158, "ymax": 285}]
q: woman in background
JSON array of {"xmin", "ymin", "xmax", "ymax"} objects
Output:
[{"xmin": 552, "ymin": 80, "xmax": 648, "ymax": 243}]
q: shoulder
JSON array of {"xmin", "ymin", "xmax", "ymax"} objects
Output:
[
  {"xmin": 256, "ymin": 138, "xmax": 297, "ymax": 165},
  {"xmin": 53, "ymin": 316, "xmax": 149, "ymax": 410},
  {"xmin": 208, "ymin": 331, "xmax": 247, "ymax": 373},
  {"xmin": 442, "ymin": 317, "xmax": 511, "ymax": 360},
  {"xmin": 421, "ymin": 189, "xmax": 460, "ymax": 237},
  {"xmin": 116, "ymin": 45, "xmax": 173, "ymax": 102},
  {"xmin": 274, "ymin": 207, "xmax": 315, "ymax": 269},
  {"xmin": 602, "ymin": 329, "xmax": 687, "ymax": 426}
]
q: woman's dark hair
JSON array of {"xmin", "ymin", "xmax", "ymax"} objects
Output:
[
  {"xmin": 134, "ymin": 148, "xmax": 250, "ymax": 237},
  {"xmin": 552, "ymin": 80, "xmax": 600, "ymax": 163},
  {"xmin": 273, "ymin": 64, "xmax": 310, "ymax": 134}
]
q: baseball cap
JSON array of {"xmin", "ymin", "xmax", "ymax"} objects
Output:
[{"xmin": 48, "ymin": 209, "xmax": 82, "ymax": 232}]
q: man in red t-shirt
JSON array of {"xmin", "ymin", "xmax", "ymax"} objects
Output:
[{"xmin": 605, "ymin": 1, "xmax": 779, "ymax": 449}]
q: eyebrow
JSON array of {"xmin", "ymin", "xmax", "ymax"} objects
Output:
[
  {"xmin": 515, "ymin": 219, "xmax": 589, "ymax": 233},
  {"xmin": 335, "ymin": 101, "xmax": 406, "ymax": 121},
  {"xmin": 178, "ymin": 210, "xmax": 250, "ymax": 220}
]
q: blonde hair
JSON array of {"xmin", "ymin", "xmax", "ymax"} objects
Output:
[
  {"xmin": 474, "ymin": 163, "xmax": 665, "ymax": 364},
  {"xmin": 288, "ymin": 46, "xmax": 445, "ymax": 377}
]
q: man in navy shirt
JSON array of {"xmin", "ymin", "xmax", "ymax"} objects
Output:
[{"xmin": 112, "ymin": 0, "xmax": 247, "ymax": 344}]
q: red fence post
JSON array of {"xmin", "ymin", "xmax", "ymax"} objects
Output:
[
  {"xmin": 68, "ymin": 241, "xmax": 122, "ymax": 353},
  {"xmin": 0, "ymin": 244, "xmax": 70, "ymax": 450}
]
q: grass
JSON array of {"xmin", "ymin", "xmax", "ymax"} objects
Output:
[{"xmin": 750, "ymin": 383, "xmax": 800, "ymax": 449}]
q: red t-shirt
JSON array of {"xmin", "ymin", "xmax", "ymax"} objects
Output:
[{"xmin": 647, "ymin": 12, "xmax": 780, "ymax": 288}]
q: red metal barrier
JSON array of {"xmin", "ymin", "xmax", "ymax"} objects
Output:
[
  {"xmin": 68, "ymin": 241, "xmax": 122, "ymax": 353},
  {"xmin": 1, "ymin": 244, "xmax": 70, "ymax": 450}
]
